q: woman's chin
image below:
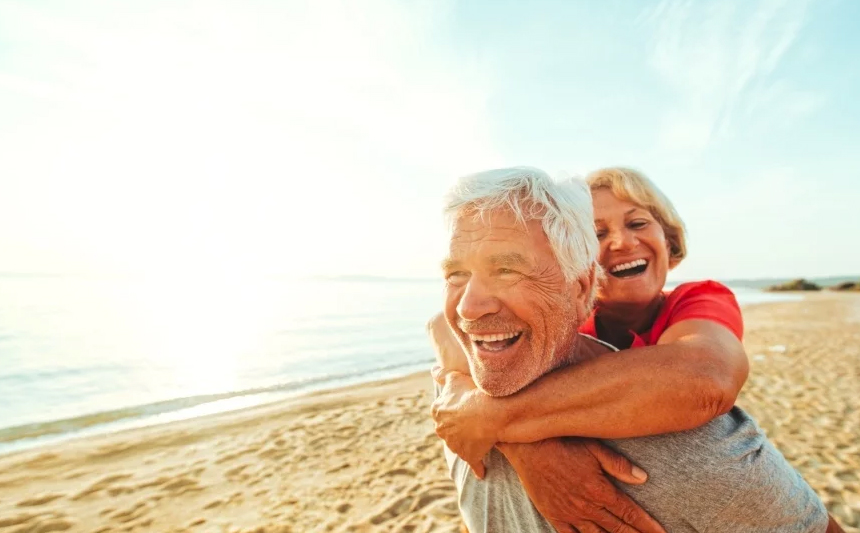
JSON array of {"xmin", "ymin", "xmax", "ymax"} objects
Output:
[{"xmin": 600, "ymin": 279, "xmax": 663, "ymax": 306}]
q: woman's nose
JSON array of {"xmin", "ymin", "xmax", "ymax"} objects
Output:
[{"xmin": 608, "ymin": 229, "xmax": 636, "ymax": 251}]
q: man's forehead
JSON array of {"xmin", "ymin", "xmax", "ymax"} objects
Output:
[{"xmin": 446, "ymin": 209, "xmax": 550, "ymax": 263}]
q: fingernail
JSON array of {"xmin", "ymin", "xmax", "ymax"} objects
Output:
[{"xmin": 632, "ymin": 465, "xmax": 647, "ymax": 481}]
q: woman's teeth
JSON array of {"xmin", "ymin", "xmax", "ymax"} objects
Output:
[
  {"xmin": 610, "ymin": 258, "xmax": 648, "ymax": 273},
  {"xmin": 609, "ymin": 259, "xmax": 649, "ymax": 278}
]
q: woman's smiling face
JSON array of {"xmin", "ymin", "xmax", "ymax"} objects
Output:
[{"xmin": 592, "ymin": 187, "xmax": 671, "ymax": 307}]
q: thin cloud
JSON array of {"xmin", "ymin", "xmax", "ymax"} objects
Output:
[{"xmin": 640, "ymin": 0, "xmax": 821, "ymax": 154}]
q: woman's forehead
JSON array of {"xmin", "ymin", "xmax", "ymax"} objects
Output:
[{"xmin": 592, "ymin": 189, "xmax": 649, "ymax": 220}]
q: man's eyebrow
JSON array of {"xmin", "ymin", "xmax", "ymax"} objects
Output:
[
  {"xmin": 488, "ymin": 252, "xmax": 529, "ymax": 267},
  {"xmin": 441, "ymin": 258, "xmax": 461, "ymax": 271}
]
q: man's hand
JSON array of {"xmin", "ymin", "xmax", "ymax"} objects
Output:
[
  {"xmin": 431, "ymin": 366, "xmax": 503, "ymax": 479},
  {"xmin": 499, "ymin": 438, "xmax": 666, "ymax": 533}
]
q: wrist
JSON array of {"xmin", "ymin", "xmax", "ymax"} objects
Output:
[
  {"xmin": 497, "ymin": 438, "xmax": 563, "ymax": 468},
  {"xmin": 493, "ymin": 393, "xmax": 520, "ymax": 443}
]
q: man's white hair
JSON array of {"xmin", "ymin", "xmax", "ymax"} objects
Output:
[{"xmin": 444, "ymin": 166, "xmax": 599, "ymax": 283}]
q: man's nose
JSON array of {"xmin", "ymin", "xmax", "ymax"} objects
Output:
[{"xmin": 456, "ymin": 277, "xmax": 502, "ymax": 321}]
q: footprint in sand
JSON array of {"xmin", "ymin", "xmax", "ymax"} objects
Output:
[
  {"xmin": 160, "ymin": 477, "xmax": 202, "ymax": 495},
  {"xmin": 382, "ymin": 468, "xmax": 415, "ymax": 477},
  {"xmin": 203, "ymin": 498, "xmax": 225, "ymax": 509},
  {"xmin": 73, "ymin": 473, "xmax": 134, "ymax": 500},
  {"xmin": 0, "ymin": 514, "xmax": 35, "ymax": 527},
  {"xmin": 28, "ymin": 518, "xmax": 75, "ymax": 532},
  {"xmin": 135, "ymin": 475, "xmax": 170, "ymax": 489},
  {"xmin": 225, "ymin": 464, "xmax": 249, "ymax": 478},
  {"xmin": 111, "ymin": 501, "xmax": 152, "ymax": 523},
  {"xmin": 15, "ymin": 492, "xmax": 65, "ymax": 507},
  {"xmin": 325, "ymin": 462, "xmax": 351, "ymax": 474}
]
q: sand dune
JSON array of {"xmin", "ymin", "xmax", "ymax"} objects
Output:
[{"xmin": 0, "ymin": 293, "xmax": 858, "ymax": 532}]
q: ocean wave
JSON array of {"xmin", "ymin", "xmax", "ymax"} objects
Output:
[{"xmin": 0, "ymin": 358, "xmax": 434, "ymax": 445}]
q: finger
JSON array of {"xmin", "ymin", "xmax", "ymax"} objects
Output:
[
  {"xmin": 549, "ymin": 520, "xmax": 577, "ymax": 533},
  {"xmin": 431, "ymin": 365, "xmax": 444, "ymax": 384},
  {"xmin": 432, "ymin": 366, "xmax": 460, "ymax": 386},
  {"xmin": 586, "ymin": 441, "xmax": 648, "ymax": 485},
  {"xmin": 605, "ymin": 489, "xmax": 667, "ymax": 533},
  {"xmin": 469, "ymin": 458, "xmax": 486, "ymax": 480},
  {"xmin": 573, "ymin": 522, "xmax": 606, "ymax": 533},
  {"xmin": 592, "ymin": 509, "xmax": 640, "ymax": 533}
]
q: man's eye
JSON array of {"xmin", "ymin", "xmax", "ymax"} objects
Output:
[
  {"xmin": 498, "ymin": 268, "xmax": 518, "ymax": 275},
  {"xmin": 446, "ymin": 272, "xmax": 468, "ymax": 284}
]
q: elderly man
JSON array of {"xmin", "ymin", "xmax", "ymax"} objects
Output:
[{"xmin": 432, "ymin": 167, "xmax": 837, "ymax": 532}]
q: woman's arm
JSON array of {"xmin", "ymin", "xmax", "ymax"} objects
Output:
[
  {"xmin": 429, "ymin": 313, "xmax": 749, "ymax": 443},
  {"xmin": 497, "ymin": 318, "xmax": 749, "ymax": 442}
]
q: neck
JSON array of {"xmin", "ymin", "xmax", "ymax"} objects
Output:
[
  {"xmin": 594, "ymin": 295, "xmax": 664, "ymax": 346},
  {"xmin": 551, "ymin": 333, "xmax": 612, "ymax": 371}
]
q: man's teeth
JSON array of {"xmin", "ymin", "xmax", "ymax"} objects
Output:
[
  {"xmin": 610, "ymin": 258, "xmax": 647, "ymax": 273},
  {"xmin": 468, "ymin": 332, "xmax": 520, "ymax": 342}
]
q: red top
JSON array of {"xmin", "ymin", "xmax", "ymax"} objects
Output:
[{"xmin": 579, "ymin": 280, "xmax": 744, "ymax": 348}]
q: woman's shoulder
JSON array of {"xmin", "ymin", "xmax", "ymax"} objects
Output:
[
  {"xmin": 664, "ymin": 280, "xmax": 737, "ymax": 304},
  {"xmin": 658, "ymin": 279, "xmax": 744, "ymax": 340}
]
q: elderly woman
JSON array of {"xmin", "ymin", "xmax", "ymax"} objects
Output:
[{"xmin": 429, "ymin": 167, "xmax": 844, "ymax": 532}]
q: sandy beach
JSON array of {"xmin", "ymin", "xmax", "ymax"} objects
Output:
[{"xmin": 1, "ymin": 293, "xmax": 858, "ymax": 533}]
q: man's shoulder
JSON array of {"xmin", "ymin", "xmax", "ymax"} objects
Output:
[{"xmin": 577, "ymin": 333, "xmax": 618, "ymax": 357}]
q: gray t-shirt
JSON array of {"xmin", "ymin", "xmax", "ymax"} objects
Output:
[{"xmin": 442, "ymin": 337, "xmax": 828, "ymax": 533}]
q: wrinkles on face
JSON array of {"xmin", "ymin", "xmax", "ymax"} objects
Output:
[{"xmin": 443, "ymin": 208, "xmax": 583, "ymax": 396}]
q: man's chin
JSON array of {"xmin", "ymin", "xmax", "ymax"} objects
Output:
[{"xmin": 474, "ymin": 372, "xmax": 533, "ymax": 398}]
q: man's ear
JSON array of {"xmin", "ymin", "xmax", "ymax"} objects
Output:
[{"xmin": 573, "ymin": 264, "xmax": 598, "ymax": 316}]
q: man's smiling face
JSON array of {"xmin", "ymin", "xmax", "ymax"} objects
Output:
[{"xmin": 442, "ymin": 207, "xmax": 587, "ymax": 397}]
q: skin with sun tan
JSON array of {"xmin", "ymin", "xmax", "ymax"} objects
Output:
[
  {"xmin": 430, "ymin": 187, "xmax": 749, "ymax": 458},
  {"xmin": 442, "ymin": 208, "xmax": 586, "ymax": 397},
  {"xmin": 430, "ymin": 180, "xmax": 846, "ymax": 532}
]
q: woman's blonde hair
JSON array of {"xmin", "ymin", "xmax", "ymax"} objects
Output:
[{"xmin": 586, "ymin": 167, "xmax": 687, "ymax": 267}]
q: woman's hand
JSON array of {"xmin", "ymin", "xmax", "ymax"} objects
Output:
[
  {"xmin": 426, "ymin": 313, "xmax": 471, "ymax": 373},
  {"xmin": 498, "ymin": 438, "xmax": 666, "ymax": 533},
  {"xmin": 431, "ymin": 366, "xmax": 505, "ymax": 479}
]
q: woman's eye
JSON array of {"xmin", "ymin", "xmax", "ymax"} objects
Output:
[
  {"xmin": 629, "ymin": 220, "xmax": 648, "ymax": 229},
  {"xmin": 596, "ymin": 231, "xmax": 607, "ymax": 240}
]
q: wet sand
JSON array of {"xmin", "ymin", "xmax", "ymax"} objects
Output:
[{"xmin": 0, "ymin": 293, "xmax": 858, "ymax": 532}]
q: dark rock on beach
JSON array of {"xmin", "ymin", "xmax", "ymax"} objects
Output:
[
  {"xmin": 765, "ymin": 278, "xmax": 822, "ymax": 291},
  {"xmin": 829, "ymin": 281, "xmax": 860, "ymax": 291}
]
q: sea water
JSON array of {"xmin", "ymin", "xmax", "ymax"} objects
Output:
[{"xmin": 0, "ymin": 275, "xmax": 799, "ymax": 454}]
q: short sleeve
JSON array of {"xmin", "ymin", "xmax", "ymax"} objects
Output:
[{"xmin": 666, "ymin": 281, "xmax": 744, "ymax": 341}]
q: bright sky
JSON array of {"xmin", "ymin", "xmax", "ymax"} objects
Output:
[{"xmin": 1, "ymin": 0, "xmax": 858, "ymax": 281}]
